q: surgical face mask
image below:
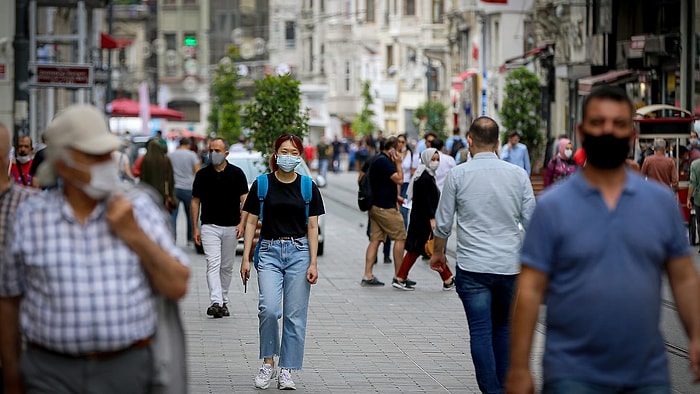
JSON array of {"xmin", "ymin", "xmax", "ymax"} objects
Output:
[
  {"xmin": 691, "ymin": 138, "xmax": 699, "ymax": 145},
  {"xmin": 564, "ymin": 149, "xmax": 573, "ymax": 158},
  {"xmin": 428, "ymin": 161, "xmax": 439, "ymax": 171},
  {"xmin": 64, "ymin": 155, "xmax": 121, "ymax": 200},
  {"xmin": 16, "ymin": 155, "xmax": 31, "ymax": 164},
  {"xmin": 210, "ymin": 152, "xmax": 226, "ymax": 166},
  {"xmin": 276, "ymin": 154, "xmax": 301, "ymax": 172}
]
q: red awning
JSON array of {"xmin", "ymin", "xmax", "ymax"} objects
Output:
[
  {"xmin": 577, "ymin": 69, "xmax": 637, "ymax": 95},
  {"xmin": 481, "ymin": 0, "xmax": 508, "ymax": 3},
  {"xmin": 452, "ymin": 70, "xmax": 477, "ymax": 92},
  {"xmin": 109, "ymin": 98, "xmax": 185, "ymax": 120},
  {"xmin": 499, "ymin": 44, "xmax": 553, "ymax": 73},
  {"xmin": 100, "ymin": 32, "xmax": 132, "ymax": 49}
]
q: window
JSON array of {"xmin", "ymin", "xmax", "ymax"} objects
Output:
[
  {"xmin": 183, "ymin": 0, "xmax": 196, "ymax": 5},
  {"xmin": 285, "ymin": 21, "xmax": 296, "ymax": 49},
  {"xmin": 320, "ymin": 0, "xmax": 324, "ymax": 12},
  {"xmin": 164, "ymin": 33, "xmax": 176, "ymax": 50},
  {"xmin": 345, "ymin": 61, "xmax": 351, "ymax": 92},
  {"xmin": 320, "ymin": 44, "xmax": 325, "ymax": 74},
  {"xmin": 432, "ymin": 0, "xmax": 443, "ymax": 23},
  {"xmin": 386, "ymin": 45, "xmax": 393, "ymax": 69},
  {"xmin": 404, "ymin": 0, "xmax": 415, "ymax": 16},
  {"xmin": 308, "ymin": 37, "xmax": 313, "ymax": 72},
  {"xmin": 168, "ymin": 100, "xmax": 201, "ymax": 122},
  {"xmin": 366, "ymin": 0, "xmax": 374, "ymax": 22}
]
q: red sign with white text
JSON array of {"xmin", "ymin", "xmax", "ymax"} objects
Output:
[{"xmin": 33, "ymin": 64, "xmax": 93, "ymax": 88}]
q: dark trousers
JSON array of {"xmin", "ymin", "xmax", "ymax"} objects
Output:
[
  {"xmin": 21, "ymin": 345, "xmax": 152, "ymax": 394},
  {"xmin": 171, "ymin": 188, "xmax": 193, "ymax": 242}
]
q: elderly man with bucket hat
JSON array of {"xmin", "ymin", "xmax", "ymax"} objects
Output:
[{"xmin": 0, "ymin": 105, "xmax": 190, "ymax": 394}]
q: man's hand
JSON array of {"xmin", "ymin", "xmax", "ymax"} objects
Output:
[
  {"xmin": 240, "ymin": 261, "xmax": 251, "ymax": 286},
  {"xmin": 193, "ymin": 227, "xmax": 201, "ymax": 245},
  {"xmin": 106, "ymin": 195, "xmax": 139, "ymax": 240},
  {"xmin": 306, "ymin": 265, "xmax": 318, "ymax": 285},
  {"xmin": 430, "ymin": 218, "xmax": 436, "ymax": 230},
  {"xmin": 235, "ymin": 223, "xmax": 244, "ymax": 239},
  {"xmin": 505, "ymin": 367, "xmax": 535, "ymax": 394},
  {"xmin": 688, "ymin": 200, "xmax": 693, "ymax": 210},
  {"xmin": 430, "ymin": 252, "xmax": 447, "ymax": 273}
]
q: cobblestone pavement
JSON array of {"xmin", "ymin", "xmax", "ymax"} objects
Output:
[{"xmin": 179, "ymin": 171, "xmax": 544, "ymax": 393}]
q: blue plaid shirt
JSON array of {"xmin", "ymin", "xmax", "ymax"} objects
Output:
[
  {"xmin": 0, "ymin": 184, "xmax": 40, "ymax": 258},
  {"xmin": 0, "ymin": 188, "xmax": 188, "ymax": 355}
]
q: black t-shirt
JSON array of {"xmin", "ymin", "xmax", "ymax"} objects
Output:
[
  {"xmin": 28, "ymin": 148, "xmax": 45, "ymax": 176},
  {"xmin": 192, "ymin": 163, "xmax": 249, "ymax": 226},
  {"xmin": 366, "ymin": 153, "xmax": 398, "ymax": 208},
  {"xmin": 242, "ymin": 173, "xmax": 325, "ymax": 239}
]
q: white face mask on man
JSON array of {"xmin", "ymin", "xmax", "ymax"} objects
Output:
[{"xmin": 62, "ymin": 153, "xmax": 121, "ymax": 200}]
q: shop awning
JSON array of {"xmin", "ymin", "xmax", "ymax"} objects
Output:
[
  {"xmin": 100, "ymin": 32, "xmax": 132, "ymax": 49},
  {"xmin": 108, "ymin": 98, "xmax": 185, "ymax": 120},
  {"xmin": 499, "ymin": 44, "xmax": 553, "ymax": 73},
  {"xmin": 578, "ymin": 69, "xmax": 637, "ymax": 95},
  {"xmin": 452, "ymin": 70, "xmax": 477, "ymax": 92}
]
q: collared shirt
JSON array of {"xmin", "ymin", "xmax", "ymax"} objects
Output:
[
  {"xmin": 501, "ymin": 142, "xmax": 531, "ymax": 175},
  {"xmin": 0, "ymin": 188, "xmax": 188, "ymax": 355},
  {"xmin": 0, "ymin": 184, "xmax": 40, "ymax": 260},
  {"xmin": 520, "ymin": 170, "xmax": 687, "ymax": 386},
  {"xmin": 434, "ymin": 152, "xmax": 535, "ymax": 274}
]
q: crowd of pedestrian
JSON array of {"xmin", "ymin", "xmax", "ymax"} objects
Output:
[{"xmin": 2, "ymin": 86, "xmax": 700, "ymax": 394}]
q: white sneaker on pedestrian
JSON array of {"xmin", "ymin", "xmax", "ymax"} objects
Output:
[
  {"xmin": 254, "ymin": 363, "xmax": 276, "ymax": 389},
  {"xmin": 277, "ymin": 368, "xmax": 296, "ymax": 390}
]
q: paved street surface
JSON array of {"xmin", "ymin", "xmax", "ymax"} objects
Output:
[{"xmin": 177, "ymin": 170, "xmax": 544, "ymax": 393}]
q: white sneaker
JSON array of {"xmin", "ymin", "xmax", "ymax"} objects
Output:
[
  {"xmin": 277, "ymin": 368, "xmax": 296, "ymax": 390},
  {"xmin": 254, "ymin": 363, "xmax": 276, "ymax": 389}
]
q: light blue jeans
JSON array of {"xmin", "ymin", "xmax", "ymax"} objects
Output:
[{"xmin": 257, "ymin": 237, "xmax": 311, "ymax": 370}]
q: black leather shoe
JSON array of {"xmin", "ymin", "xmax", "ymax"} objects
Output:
[
  {"xmin": 207, "ymin": 303, "xmax": 223, "ymax": 318},
  {"xmin": 221, "ymin": 303, "xmax": 230, "ymax": 317}
]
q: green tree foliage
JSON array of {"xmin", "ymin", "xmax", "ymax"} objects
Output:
[
  {"xmin": 351, "ymin": 81, "xmax": 376, "ymax": 136},
  {"xmin": 208, "ymin": 48, "xmax": 244, "ymax": 144},
  {"xmin": 414, "ymin": 100, "xmax": 449, "ymax": 140},
  {"xmin": 500, "ymin": 67, "xmax": 544, "ymax": 167},
  {"xmin": 243, "ymin": 74, "xmax": 309, "ymax": 161}
]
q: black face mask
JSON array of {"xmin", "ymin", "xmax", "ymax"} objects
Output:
[{"xmin": 581, "ymin": 132, "xmax": 631, "ymax": 169}]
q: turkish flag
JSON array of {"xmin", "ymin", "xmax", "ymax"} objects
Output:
[{"xmin": 481, "ymin": 0, "xmax": 508, "ymax": 3}]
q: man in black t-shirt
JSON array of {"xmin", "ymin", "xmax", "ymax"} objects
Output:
[
  {"xmin": 191, "ymin": 138, "xmax": 249, "ymax": 318},
  {"xmin": 360, "ymin": 136, "xmax": 407, "ymax": 287}
]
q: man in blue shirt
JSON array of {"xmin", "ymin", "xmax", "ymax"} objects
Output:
[
  {"xmin": 430, "ymin": 117, "xmax": 535, "ymax": 393},
  {"xmin": 507, "ymin": 86, "xmax": 700, "ymax": 393},
  {"xmin": 501, "ymin": 130, "xmax": 531, "ymax": 175}
]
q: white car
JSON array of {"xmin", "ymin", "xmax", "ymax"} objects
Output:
[{"xmin": 226, "ymin": 150, "xmax": 326, "ymax": 255}]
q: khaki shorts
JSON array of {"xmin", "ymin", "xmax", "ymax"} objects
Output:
[{"xmin": 369, "ymin": 206, "xmax": 407, "ymax": 241}]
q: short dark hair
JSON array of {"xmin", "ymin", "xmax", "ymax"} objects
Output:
[
  {"xmin": 179, "ymin": 137, "xmax": 192, "ymax": 146},
  {"xmin": 581, "ymin": 85, "xmax": 634, "ymax": 121},
  {"xmin": 210, "ymin": 137, "xmax": 229, "ymax": 151},
  {"xmin": 381, "ymin": 136, "xmax": 398, "ymax": 151},
  {"xmin": 431, "ymin": 138, "xmax": 444, "ymax": 151},
  {"xmin": 508, "ymin": 130, "xmax": 520, "ymax": 139},
  {"xmin": 469, "ymin": 117, "xmax": 500, "ymax": 147}
]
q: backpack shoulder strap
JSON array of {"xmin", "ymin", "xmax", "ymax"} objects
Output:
[
  {"xmin": 300, "ymin": 175, "xmax": 312, "ymax": 226},
  {"xmin": 256, "ymin": 174, "xmax": 268, "ymax": 222}
]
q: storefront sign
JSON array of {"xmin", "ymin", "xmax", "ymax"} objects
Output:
[{"xmin": 32, "ymin": 64, "xmax": 93, "ymax": 88}]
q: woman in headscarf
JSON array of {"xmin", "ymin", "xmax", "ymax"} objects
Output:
[
  {"xmin": 392, "ymin": 148, "xmax": 454, "ymax": 291},
  {"xmin": 140, "ymin": 138, "xmax": 176, "ymax": 212},
  {"xmin": 544, "ymin": 138, "xmax": 578, "ymax": 188}
]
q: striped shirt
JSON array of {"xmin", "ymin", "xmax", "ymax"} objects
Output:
[{"xmin": 0, "ymin": 188, "xmax": 188, "ymax": 355}]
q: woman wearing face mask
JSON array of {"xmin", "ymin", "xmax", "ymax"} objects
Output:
[
  {"xmin": 240, "ymin": 134, "xmax": 325, "ymax": 390},
  {"xmin": 392, "ymin": 148, "xmax": 454, "ymax": 291},
  {"xmin": 544, "ymin": 138, "xmax": 578, "ymax": 188},
  {"xmin": 139, "ymin": 139, "xmax": 176, "ymax": 212}
]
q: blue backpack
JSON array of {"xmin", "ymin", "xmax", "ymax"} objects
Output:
[{"xmin": 253, "ymin": 173, "xmax": 313, "ymax": 269}]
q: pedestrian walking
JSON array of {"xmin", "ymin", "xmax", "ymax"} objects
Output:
[
  {"xmin": 0, "ymin": 105, "xmax": 189, "ymax": 394},
  {"xmin": 140, "ymin": 139, "xmax": 177, "ymax": 213},
  {"xmin": 0, "ymin": 124, "xmax": 40, "ymax": 392},
  {"xmin": 501, "ymin": 130, "xmax": 532, "ymax": 175},
  {"xmin": 240, "ymin": 133, "xmax": 325, "ymax": 390},
  {"xmin": 393, "ymin": 148, "xmax": 454, "ymax": 291},
  {"xmin": 641, "ymin": 138, "xmax": 679, "ymax": 190},
  {"xmin": 544, "ymin": 138, "xmax": 577, "ymax": 188},
  {"xmin": 360, "ymin": 136, "xmax": 407, "ymax": 286},
  {"xmin": 430, "ymin": 116, "xmax": 535, "ymax": 393},
  {"xmin": 191, "ymin": 138, "xmax": 249, "ymax": 318},
  {"xmin": 316, "ymin": 136, "xmax": 330, "ymax": 180},
  {"xmin": 507, "ymin": 86, "xmax": 700, "ymax": 394},
  {"xmin": 9, "ymin": 135, "xmax": 33, "ymax": 186},
  {"xmin": 168, "ymin": 137, "xmax": 201, "ymax": 244}
]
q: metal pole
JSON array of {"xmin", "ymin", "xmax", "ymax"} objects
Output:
[
  {"xmin": 14, "ymin": 0, "xmax": 30, "ymax": 142},
  {"xmin": 77, "ymin": 0, "xmax": 86, "ymax": 104},
  {"xmin": 106, "ymin": 0, "xmax": 114, "ymax": 112},
  {"xmin": 28, "ymin": 0, "xmax": 37, "ymax": 141},
  {"xmin": 680, "ymin": 0, "xmax": 695, "ymax": 112}
]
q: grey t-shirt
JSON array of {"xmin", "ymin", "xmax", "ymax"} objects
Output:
[{"xmin": 168, "ymin": 149, "xmax": 200, "ymax": 190}]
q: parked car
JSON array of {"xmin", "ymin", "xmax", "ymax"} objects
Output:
[{"xmin": 226, "ymin": 150, "xmax": 326, "ymax": 255}]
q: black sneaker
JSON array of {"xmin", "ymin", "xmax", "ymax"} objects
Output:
[
  {"xmin": 405, "ymin": 278, "xmax": 416, "ymax": 286},
  {"xmin": 391, "ymin": 278, "xmax": 415, "ymax": 291},
  {"xmin": 443, "ymin": 278, "xmax": 455, "ymax": 291},
  {"xmin": 207, "ymin": 303, "xmax": 223, "ymax": 318},
  {"xmin": 361, "ymin": 276, "xmax": 385, "ymax": 287},
  {"xmin": 383, "ymin": 257, "xmax": 392, "ymax": 264},
  {"xmin": 221, "ymin": 303, "xmax": 230, "ymax": 317}
]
